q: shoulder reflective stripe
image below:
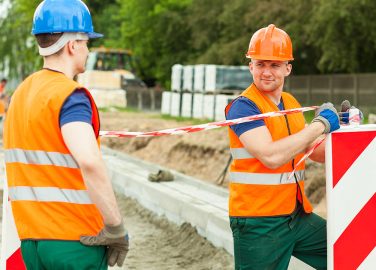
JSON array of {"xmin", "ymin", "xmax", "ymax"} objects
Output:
[
  {"xmin": 230, "ymin": 148, "xmax": 254, "ymax": 159},
  {"xmin": 8, "ymin": 186, "xmax": 92, "ymax": 204},
  {"xmin": 5, "ymin": 149, "xmax": 79, "ymax": 168},
  {"xmin": 229, "ymin": 170, "xmax": 305, "ymax": 185}
]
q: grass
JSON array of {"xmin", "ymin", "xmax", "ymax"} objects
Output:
[{"xmin": 304, "ymin": 110, "xmax": 315, "ymax": 123}]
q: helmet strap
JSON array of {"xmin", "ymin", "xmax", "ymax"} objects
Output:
[{"xmin": 38, "ymin": 32, "xmax": 89, "ymax": 56}]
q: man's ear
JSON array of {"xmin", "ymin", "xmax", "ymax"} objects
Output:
[
  {"xmin": 66, "ymin": 40, "xmax": 75, "ymax": 55},
  {"xmin": 285, "ymin": 63, "xmax": 292, "ymax": 76},
  {"xmin": 248, "ymin": 62, "xmax": 253, "ymax": 75}
]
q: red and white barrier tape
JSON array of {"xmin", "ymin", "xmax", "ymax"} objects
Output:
[
  {"xmin": 100, "ymin": 106, "xmax": 318, "ymax": 138},
  {"xmin": 288, "ymin": 136, "xmax": 326, "ymax": 180}
]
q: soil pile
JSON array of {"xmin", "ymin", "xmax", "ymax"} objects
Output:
[{"xmin": 100, "ymin": 110, "xmax": 327, "ymax": 215}]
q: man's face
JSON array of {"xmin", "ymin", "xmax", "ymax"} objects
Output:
[{"xmin": 249, "ymin": 60, "xmax": 292, "ymax": 93}]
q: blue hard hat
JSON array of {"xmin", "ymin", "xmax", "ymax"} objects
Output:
[{"xmin": 32, "ymin": 0, "xmax": 103, "ymax": 38}]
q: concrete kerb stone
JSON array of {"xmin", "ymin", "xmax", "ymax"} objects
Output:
[
  {"xmin": 102, "ymin": 146, "xmax": 233, "ymax": 254},
  {"xmin": 102, "ymin": 146, "xmax": 313, "ymax": 269}
]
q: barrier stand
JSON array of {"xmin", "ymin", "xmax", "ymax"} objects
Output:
[{"xmin": 326, "ymin": 124, "xmax": 376, "ymax": 270}]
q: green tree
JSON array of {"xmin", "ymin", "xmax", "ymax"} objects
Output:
[
  {"xmin": 308, "ymin": 0, "xmax": 376, "ymax": 73},
  {"xmin": 115, "ymin": 0, "xmax": 192, "ymax": 86},
  {"xmin": 0, "ymin": 0, "xmax": 40, "ymax": 79}
]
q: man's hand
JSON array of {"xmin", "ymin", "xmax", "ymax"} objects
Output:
[
  {"xmin": 80, "ymin": 221, "xmax": 129, "ymax": 267},
  {"xmin": 338, "ymin": 100, "xmax": 363, "ymax": 124},
  {"xmin": 312, "ymin": 102, "xmax": 340, "ymax": 133}
]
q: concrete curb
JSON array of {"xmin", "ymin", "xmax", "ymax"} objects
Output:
[
  {"xmin": 102, "ymin": 147, "xmax": 314, "ymax": 270},
  {"xmin": 102, "ymin": 146, "xmax": 233, "ymax": 254}
]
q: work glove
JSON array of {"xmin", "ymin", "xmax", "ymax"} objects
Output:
[
  {"xmin": 80, "ymin": 220, "xmax": 129, "ymax": 267},
  {"xmin": 311, "ymin": 102, "xmax": 340, "ymax": 133},
  {"xmin": 338, "ymin": 100, "xmax": 363, "ymax": 124}
]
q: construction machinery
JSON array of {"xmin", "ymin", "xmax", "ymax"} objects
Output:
[{"xmin": 77, "ymin": 47, "xmax": 146, "ymax": 108}]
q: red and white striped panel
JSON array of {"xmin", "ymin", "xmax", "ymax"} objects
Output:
[
  {"xmin": 326, "ymin": 124, "xmax": 376, "ymax": 270},
  {"xmin": 1, "ymin": 178, "xmax": 26, "ymax": 269}
]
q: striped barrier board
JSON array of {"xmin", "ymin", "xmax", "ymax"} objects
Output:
[
  {"xmin": 0, "ymin": 176, "xmax": 26, "ymax": 269},
  {"xmin": 326, "ymin": 124, "xmax": 376, "ymax": 270}
]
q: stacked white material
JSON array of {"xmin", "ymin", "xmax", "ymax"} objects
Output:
[
  {"xmin": 89, "ymin": 89, "xmax": 126, "ymax": 108},
  {"xmin": 192, "ymin": 93, "xmax": 204, "ymax": 119},
  {"xmin": 205, "ymin": 65, "xmax": 251, "ymax": 92},
  {"xmin": 214, "ymin": 95, "xmax": 237, "ymax": 121},
  {"xmin": 182, "ymin": 65, "xmax": 194, "ymax": 91},
  {"xmin": 161, "ymin": 91, "xmax": 172, "ymax": 115},
  {"xmin": 203, "ymin": 95, "xmax": 215, "ymax": 120},
  {"xmin": 193, "ymin": 65, "xmax": 205, "ymax": 92},
  {"xmin": 181, "ymin": 93, "xmax": 193, "ymax": 118},
  {"xmin": 171, "ymin": 64, "xmax": 183, "ymax": 91},
  {"xmin": 170, "ymin": 92, "xmax": 181, "ymax": 117}
]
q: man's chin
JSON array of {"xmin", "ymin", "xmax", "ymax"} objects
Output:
[{"xmin": 259, "ymin": 84, "xmax": 276, "ymax": 92}]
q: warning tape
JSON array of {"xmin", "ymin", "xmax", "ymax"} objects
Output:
[
  {"xmin": 288, "ymin": 136, "xmax": 326, "ymax": 180},
  {"xmin": 100, "ymin": 106, "xmax": 318, "ymax": 138},
  {"xmin": 100, "ymin": 105, "xmax": 325, "ymax": 179}
]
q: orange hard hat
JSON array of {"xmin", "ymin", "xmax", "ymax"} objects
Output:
[{"xmin": 246, "ymin": 24, "xmax": 294, "ymax": 61}]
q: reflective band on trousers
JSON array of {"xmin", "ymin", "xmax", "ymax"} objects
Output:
[
  {"xmin": 5, "ymin": 149, "xmax": 79, "ymax": 168},
  {"xmin": 230, "ymin": 148, "xmax": 254, "ymax": 159},
  {"xmin": 8, "ymin": 186, "xmax": 92, "ymax": 204},
  {"xmin": 229, "ymin": 170, "xmax": 305, "ymax": 185}
]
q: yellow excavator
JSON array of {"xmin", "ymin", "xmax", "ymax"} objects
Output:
[{"xmin": 77, "ymin": 47, "xmax": 146, "ymax": 107}]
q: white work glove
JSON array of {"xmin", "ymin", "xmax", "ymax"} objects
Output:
[
  {"xmin": 338, "ymin": 100, "xmax": 363, "ymax": 124},
  {"xmin": 311, "ymin": 102, "xmax": 340, "ymax": 133},
  {"xmin": 80, "ymin": 220, "xmax": 129, "ymax": 267}
]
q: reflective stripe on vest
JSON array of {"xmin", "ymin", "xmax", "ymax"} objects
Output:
[
  {"xmin": 9, "ymin": 186, "xmax": 92, "ymax": 204},
  {"xmin": 230, "ymin": 148, "xmax": 254, "ymax": 159},
  {"xmin": 229, "ymin": 169, "xmax": 305, "ymax": 185},
  {"xmin": 5, "ymin": 149, "xmax": 79, "ymax": 168}
]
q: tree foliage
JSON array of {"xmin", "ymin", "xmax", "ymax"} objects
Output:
[
  {"xmin": 1, "ymin": 0, "xmax": 376, "ymax": 86},
  {"xmin": 0, "ymin": 0, "xmax": 40, "ymax": 79}
]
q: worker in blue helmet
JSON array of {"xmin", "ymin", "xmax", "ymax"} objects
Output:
[{"xmin": 4, "ymin": 1, "xmax": 129, "ymax": 269}]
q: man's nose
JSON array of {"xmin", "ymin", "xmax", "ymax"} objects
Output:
[{"xmin": 262, "ymin": 67, "xmax": 272, "ymax": 76}]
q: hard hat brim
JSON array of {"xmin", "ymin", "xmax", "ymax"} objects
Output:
[
  {"xmin": 88, "ymin": 32, "xmax": 104, "ymax": 39},
  {"xmin": 246, "ymin": 54, "xmax": 294, "ymax": 61}
]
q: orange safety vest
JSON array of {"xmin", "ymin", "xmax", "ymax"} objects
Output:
[
  {"xmin": 225, "ymin": 83, "xmax": 313, "ymax": 217},
  {"xmin": 0, "ymin": 99, "xmax": 5, "ymax": 115},
  {"xmin": 4, "ymin": 69, "xmax": 104, "ymax": 240}
]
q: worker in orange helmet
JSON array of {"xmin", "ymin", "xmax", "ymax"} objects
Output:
[
  {"xmin": 225, "ymin": 24, "xmax": 340, "ymax": 269},
  {"xmin": 3, "ymin": 0, "xmax": 128, "ymax": 269}
]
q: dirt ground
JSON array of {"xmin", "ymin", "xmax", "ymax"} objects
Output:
[{"xmin": 100, "ymin": 110, "xmax": 327, "ymax": 214}]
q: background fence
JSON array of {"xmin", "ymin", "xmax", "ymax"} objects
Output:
[
  {"xmin": 161, "ymin": 73, "xmax": 376, "ymax": 121},
  {"xmin": 285, "ymin": 73, "xmax": 376, "ymax": 112},
  {"xmin": 126, "ymin": 88, "xmax": 163, "ymax": 111}
]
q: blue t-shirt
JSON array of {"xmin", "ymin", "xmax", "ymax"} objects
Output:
[
  {"xmin": 59, "ymin": 89, "xmax": 92, "ymax": 127},
  {"xmin": 226, "ymin": 96, "xmax": 284, "ymax": 137}
]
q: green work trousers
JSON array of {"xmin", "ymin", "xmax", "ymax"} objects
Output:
[
  {"xmin": 20, "ymin": 240, "xmax": 107, "ymax": 270},
  {"xmin": 230, "ymin": 205, "xmax": 327, "ymax": 270}
]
